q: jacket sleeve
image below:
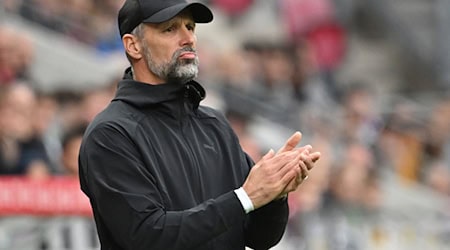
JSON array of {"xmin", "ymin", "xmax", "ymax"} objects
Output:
[
  {"xmin": 245, "ymin": 198, "xmax": 289, "ymax": 250},
  {"xmin": 79, "ymin": 124, "xmax": 246, "ymax": 250},
  {"xmin": 242, "ymin": 154, "xmax": 290, "ymax": 250}
]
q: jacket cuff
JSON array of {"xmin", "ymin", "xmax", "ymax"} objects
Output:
[{"xmin": 216, "ymin": 191, "xmax": 246, "ymax": 228}]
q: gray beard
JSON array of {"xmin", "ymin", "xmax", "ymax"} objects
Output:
[{"xmin": 143, "ymin": 43, "xmax": 199, "ymax": 84}]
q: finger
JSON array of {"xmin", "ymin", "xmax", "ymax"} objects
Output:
[
  {"xmin": 310, "ymin": 151, "xmax": 321, "ymax": 162},
  {"xmin": 268, "ymin": 152, "xmax": 300, "ymax": 194},
  {"xmin": 279, "ymin": 167, "xmax": 299, "ymax": 193},
  {"xmin": 254, "ymin": 149, "xmax": 276, "ymax": 169},
  {"xmin": 277, "ymin": 131, "xmax": 302, "ymax": 154},
  {"xmin": 302, "ymin": 156, "xmax": 315, "ymax": 171},
  {"xmin": 290, "ymin": 165, "xmax": 303, "ymax": 190},
  {"xmin": 263, "ymin": 149, "xmax": 276, "ymax": 160},
  {"xmin": 281, "ymin": 175, "xmax": 297, "ymax": 195},
  {"xmin": 279, "ymin": 154, "xmax": 302, "ymax": 176},
  {"xmin": 283, "ymin": 164, "xmax": 304, "ymax": 194},
  {"xmin": 298, "ymin": 159, "xmax": 309, "ymax": 179},
  {"xmin": 267, "ymin": 150, "xmax": 301, "ymax": 172},
  {"xmin": 293, "ymin": 145, "xmax": 312, "ymax": 154}
]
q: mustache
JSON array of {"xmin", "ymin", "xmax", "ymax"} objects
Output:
[{"xmin": 174, "ymin": 47, "xmax": 197, "ymax": 58}]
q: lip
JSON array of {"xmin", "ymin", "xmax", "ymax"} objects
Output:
[{"xmin": 179, "ymin": 52, "xmax": 196, "ymax": 59}]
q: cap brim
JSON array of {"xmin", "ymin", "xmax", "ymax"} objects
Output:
[{"xmin": 143, "ymin": 3, "xmax": 213, "ymax": 24}]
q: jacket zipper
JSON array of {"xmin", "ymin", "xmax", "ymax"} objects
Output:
[{"xmin": 180, "ymin": 85, "xmax": 204, "ymax": 201}]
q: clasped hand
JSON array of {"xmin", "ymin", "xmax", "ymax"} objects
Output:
[{"xmin": 242, "ymin": 132, "xmax": 320, "ymax": 209}]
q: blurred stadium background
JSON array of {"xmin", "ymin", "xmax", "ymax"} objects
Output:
[{"xmin": 1, "ymin": 0, "xmax": 450, "ymax": 249}]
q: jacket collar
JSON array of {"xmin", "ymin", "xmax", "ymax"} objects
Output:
[{"xmin": 112, "ymin": 67, "xmax": 206, "ymax": 110}]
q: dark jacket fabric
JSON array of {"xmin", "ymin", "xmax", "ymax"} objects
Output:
[{"xmin": 79, "ymin": 69, "xmax": 289, "ymax": 250}]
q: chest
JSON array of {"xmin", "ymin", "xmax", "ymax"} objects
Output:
[{"xmin": 134, "ymin": 113, "xmax": 248, "ymax": 208}]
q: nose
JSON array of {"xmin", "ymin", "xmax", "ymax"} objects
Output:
[{"xmin": 179, "ymin": 26, "xmax": 196, "ymax": 47}]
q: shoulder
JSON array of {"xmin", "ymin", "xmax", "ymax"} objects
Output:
[
  {"xmin": 90, "ymin": 100, "xmax": 145, "ymax": 128},
  {"xmin": 82, "ymin": 103, "xmax": 143, "ymax": 145}
]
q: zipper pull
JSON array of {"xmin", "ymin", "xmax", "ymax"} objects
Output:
[{"xmin": 184, "ymin": 84, "xmax": 190, "ymax": 99}]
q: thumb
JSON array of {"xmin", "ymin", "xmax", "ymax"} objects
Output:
[{"xmin": 278, "ymin": 131, "xmax": 302, "ymax": 154}]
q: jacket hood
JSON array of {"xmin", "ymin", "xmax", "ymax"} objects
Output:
[{"xmin": 113, "ymin": 67, "xmax": 206, "ymax": 110}]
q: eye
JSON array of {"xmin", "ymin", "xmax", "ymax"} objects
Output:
[
  {"xmin": 164, "ymin": 25, "xmax": 175, "ymax": 32},
  {"xmin": 186, "ymin": 24, "xmax": 195, "ymax": 31}
]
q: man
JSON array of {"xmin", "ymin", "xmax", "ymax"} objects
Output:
[{"xmin": 78, "ymin": 0, "xmax": 321, "ymax": 249}]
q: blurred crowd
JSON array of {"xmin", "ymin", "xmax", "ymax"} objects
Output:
[
  {"xmin": 1, "ymin": 0, "xmax": 450, "ymax": 249},
  {"xmin": 1, "ymin": 0, "xmax": 123, "ymax": 54}
]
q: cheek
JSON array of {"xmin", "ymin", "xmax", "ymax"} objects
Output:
[{"xmin": 145, "ymin": 41, "xmax": 176, "ymax": 63}]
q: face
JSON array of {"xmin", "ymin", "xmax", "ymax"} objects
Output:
[
  {"xmin": 0, "ymin": 84, "xmax": 36, "ymax": 140},
  {"xmin": 139, "ymin": 11, "xmax": 198, "ymax": 84}
]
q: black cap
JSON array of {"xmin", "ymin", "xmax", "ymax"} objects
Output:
[{"xmin": 118, "ymin": 0, "xmax": 213, "ymax": 37}]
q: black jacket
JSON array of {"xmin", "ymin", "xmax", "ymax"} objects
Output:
[{"xmin": 79, "ymin": 69, "xmax": 289, "ymax": 250}]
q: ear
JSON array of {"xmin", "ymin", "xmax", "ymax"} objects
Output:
[{"xmin": 122, "ymin": 34, "xmax": 143, "ymax": 60}]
